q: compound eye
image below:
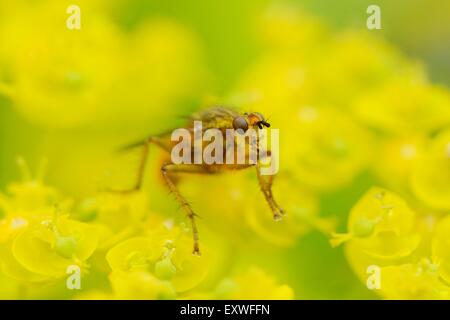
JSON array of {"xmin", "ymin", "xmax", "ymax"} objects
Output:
[{"xmin": 233, "ymin": 116, "xmax": 248, "ymax": 132}]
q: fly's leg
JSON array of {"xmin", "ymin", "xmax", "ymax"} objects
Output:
[
  {"xmin": 107, "ymin": 137, "xmax": 152, "ymax": 193},
  {"xmin": 107, "ymin": 136, "xmax": 173, "ymax": 193},
  {"xmin": 256, "ymin": 163, "xmax": 285, "ymax": 221},
  {"xmin": 161, "ymin": 163, "xmax": 213, "ymax": 255}
]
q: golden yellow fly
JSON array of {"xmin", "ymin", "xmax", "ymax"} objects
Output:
[{"xmin": 111, "ymin": 107, "xmax": 284, "ymax": 255}]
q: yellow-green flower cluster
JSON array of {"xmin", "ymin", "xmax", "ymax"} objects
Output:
[
  {"xmin": 332, "ymin": 186, "xmax": 450, "ymax": 299},
  {"xmin": 231, "ymin": 5, "xmax": 450, "ymax": 194},
  {"xmin": 0, "ymin": 1, "xmax": 208, "ymax": 131},
  {"xmin": 331, "ymin": 129, "xmax": 450, "ymax": 299},
  {"xmin": 0, "ymin": 159, "xmax": 294, "ymax": 299},
  {"xmin": 228, "ymin": 5, "xmax": 450, "ymax": 299},
  {"xmin": 0, "ymin": 159, "xmax": 98, "ymax": 290}
]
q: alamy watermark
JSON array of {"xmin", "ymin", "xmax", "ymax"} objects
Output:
[
  {"xmin": 170, "ymin": 121, "xmax": 279, "ymax": 175},
  {"xmin": 366, "ymin": 265, "xmax": 381, "ymax": 290},
  {"xmin": 66, "ymin": 4, "xmax": 81, "ymax": 30},
  {"xmin": 66, "ymin": 265, "xmax": 81, "ymax": 290},
  {"xmin": 367, "ymin": 5, "xmax": 382, "ymax": 30}
]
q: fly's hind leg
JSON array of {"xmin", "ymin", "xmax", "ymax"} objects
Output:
[
  {"xmin": 107, "ymin": 137, "xmax": 152, "ymax": 194},
  {"xmin": 108, "ymin": 136, "xmax": 172, "ymax": 193},
  {"xmin": 256, "ymin": 163, "xmax": 285, "ymax": 221},
  {"xmin": 161, "ymin": 163, "xmax": 214, "ymax": 255}
]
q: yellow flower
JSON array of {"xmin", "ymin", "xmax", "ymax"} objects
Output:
[
  {"xmin": 255, "ymin": 5, "xmax": 329, "ymax": 54},
  {"xmin": 101, "ymin": 19, "xmax": 210, "ymax": 132},
  {"xmin": 342, "ymin": 207, "xmax": 446, "ymax": 299},
  {"xmin": 3, "ymin": 158, "xmax": 62, "ymax": 215},
  {"xmin": 331, "ymin": 187, "xmax": 421, "ymax": 259},
  {"xmin": 180, "ymin": 170, "xmax": 329, "ymax": 248},
  {"xmin": 12, "ymin": 214, "xmax": 98, "ymax": 280},
  {"xmin": 354, "ymin": 81, "xmax": 450, "ymax": 134},
  {"xmin": 0, "ymin": 212, "xmax": 99, "ymax": 284},
  {"xmin": 0, "ymin": 272, "xmax": 21, "ymax": 299},
  {"xmin": 232, "ymin": 55, "xmax": 317, "ymax": 111},
  {"xmin": 183, "ymin": 267, "xmax": 294, "ymax": 300},
  {"xmin": 109, "ymin": 270, "xmax": 175, "ymax": 300},
  {"xmin": 245, "ymin": 175, "xmax": 333, "ymax": 246},
  {"xmin": 316, "ymin": 31, "xmax": 425, "ymax": 108},
  {"xmin": 372, "ymin": 135, "xmax": 425, "ymax": 191},
  {"xmin": 2, "ymin": 2, "xmax": 123, "ymax": 128},
  {"xmin": 2, "ymin": 3, "xmax": 208, "ymax": 130},
  {"xmin": 0, "ymin": 217, "xmax": 48, "ymax": 283},
  {"xmin": 214, "ymin": 267, "xmax": 294, "ymax": 300},
  {"xmin": 227, "ymin": 106, "xmax": 373, "ymax": 191},
  {"xmin": 411, "ymin": 129, "xmax": 450, "ymax": 210},
  {"xmin": 107, "ymin": 220, "xmax": 210, "ymax": 293},
  {"xmin": 431, "ymin": 215, "xmax": 450, "ymax": 284},
  {"xmin": 0, "ymin": 159, "xmax": 99, "ymax": 284},
  {"xmin": 89, "ymin": 191, "xmax": 150, "ymax": 233},
  {"xmin": 283, "ymin": 107, "xmax": 373, "ymax": 191},
  {"xmin": 74, "ymin": 290, "xmax": 113, "ymax": 300},
  {"xmin": 380, "ymin": 260, "xmax": 449, "ymax": 300}
]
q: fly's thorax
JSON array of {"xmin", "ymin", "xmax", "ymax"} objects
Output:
[{"xmin": 170, "ymin": 120, "xmax": 277, "ymax": 173}]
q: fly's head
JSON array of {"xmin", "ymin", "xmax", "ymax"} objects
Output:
[{"xmin": 232, "ymin": 112, "xmax": 270, "ymax": 132}]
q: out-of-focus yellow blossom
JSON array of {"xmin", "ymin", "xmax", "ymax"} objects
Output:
[
  {"xmin": 107, "ymin": 220, "xmax": 210, "ymax": 293},
  {"xmin": 372, "ymin": 135, "xmax": 426, "ymax": 191},
  {"xmin": 234, "ymin": 64, "xmax": 373, "ymax": 191},
  {"xmin": 230, "ymin": 9, "xmax": 328, "ymax": 116},
  {"xmin": 431, "ymin": 215, "xmax": 450, "ymax": 284},
  {"xmin": 0, "ymin": 272, "xmax": 21, "ymax": 299},
  {"xmin": 336, "ymin": 188, "xmax": 450, "ymax": 300},
  {"xmin": 245, "ymin": 175, "xmax": 334, "ymax": 246},
  {"xmin": 231, "ymin": 55, "xmax": 317, "ymax": 113},
  {"xmin": 410, "ymin": 129, "xmax": 450, "ymax": 210},
  {"xmin": 254, "ymin": 5, "xmax": 330, "ymax": 57},
  {"xmin": 331, "ymin": 187, "xmax": 421, "ymax": 259},
  {"xmin": 74, "ymin": 290, "xmax": 113, "ymax": 300},
  {"xmin": 11, "ymin": 214, "xmax": 99, "ymax": 280},
  {"xmin": 1, "ymin": 2, "xmax": 209, "ymax": 131},
  {"xmin": 380, "ymin": 259, "xmax": 449, "ymax": 300},
  {"xmin": 354, "ymin": 81, "xmax": 450, "ymax": 134},
  {"xmin": 72, "ymin": 191, "xmax": 152, "ymax": 274},
  {"xmin": 83, "ymin": 192, "xmax": 150, "ymax": 233},
  {"xmin": 215, "ymin": 267, "xmax": 294, "ymax": 300},
  {"xmin": 235, "ymin": 15, "xmax": 425, "ymax": 112},
  {"xmin": 1, "ymin": 2, "xmax": 123, "ymax": 128},
  {"xmin": 109, "ymin": 270, "xmax": 175, "ymax": 300},
  {"xmin": 315, "ymin": 31, "xmax": 426, "ymax": 108},
  {"xmin": 101, "ymin": 19, "xmax": 210, "ymax": 131},
  {"xmin": 181, "ymin": 170, "xmax": 330, "ymax": 248},
  {"xmin": 185, "ymin": 267, "xmax": 294, "ymax": 300},
  {"xmin": 0, "ymin": 160, "xmax": 99, "ymax": 288},
  {"xmin": 180, "ymin": 172, "xmax": 255, "ymax": 244},
  {"xmin": 0, "ymin": 209, "xmax": 99, "ymax": 284},
  {"xmin": 231, "ymin": 8, "xmax": 429, "ymax": 194},
  {"xmin": 3, "ymin": 158, "xmax": 64, "ymax": 216},
  {"xmin": 0, "ymin": 216, "xmax": 47, "ymax": 284},
  {"xmin": 282, "ymin": 107, "xmax": 373, "ymax": 191}
]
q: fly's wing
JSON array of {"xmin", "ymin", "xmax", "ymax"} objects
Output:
[
  {"xmin": 102, "ymin": 107, "xmax": 241, "ymax": 189},
  {"xmin": 188, "ymin": 107, "xmax": 239, "ymax": 131}
]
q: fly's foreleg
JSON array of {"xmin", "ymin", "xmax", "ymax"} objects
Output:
[{"xmin": 256, "ymin": 163, "xmax": 285, "ymax": 221}]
